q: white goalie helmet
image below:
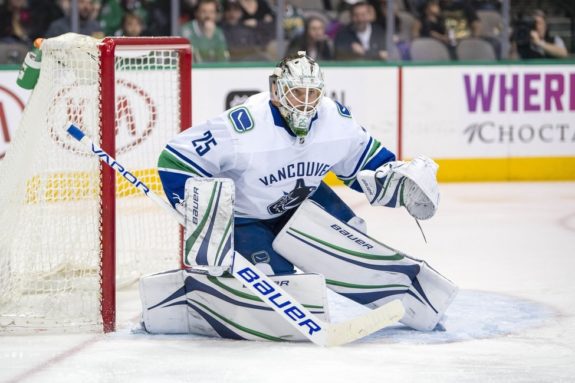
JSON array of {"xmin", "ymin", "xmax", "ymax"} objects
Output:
[{"xmin": 270, "ymin": 51, "xmax": 325, "ymax": 137}]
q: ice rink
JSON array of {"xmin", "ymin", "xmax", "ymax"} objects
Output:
[{"xmin": 1, "ymin": 181, "xmax": 574, "ymax": 383}]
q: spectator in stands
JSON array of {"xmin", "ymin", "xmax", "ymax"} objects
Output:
[
  {"xmin": 511, "ymin": 9, "xmax": 568, "ymax": 59},
  {"xmin": 370, "ymin": 0, "xmax": 401, "ymax": 33},
  {"xmin": 334, "ymin": 1, "xmax": 388, "ymax": 60},
  {"xmin": 45, "ymin": 0, "xmax": 104, "ymax": 38},
  {"xmin": 26, "ymin": 0, "xmax": 66, "ymax": 41},
  {"xmin": 440, "ymin": 0, "xmax": 480, "ymax": 42},
  {"xmin": 91, "ymin": 0, "xmax": 102, "ymax": 21},
  {"xmin": 145, "ymin": 1, "xmax": 170, "ymax": 36},
  {"xmin": 221, "ymin": 0, "xmax": 269, "ymax": 61},
  {"xmin": 413, "ymin": 0, "xmax": 450, "ymax": 45},
  {"xmin": 180, "ymin": 0, "xmax": 199, "ymax": 24},
  {"xmin": 123, "ymin": 0, "xmax": 148, "ymax": 25},
  {"xmin": 99, "ymin": 0, "xmax": 124, "ymax": 36},
  {"xmin": 181, "ymin": 0, "xmax": 229, "ymax": 62},
  {"xmin": 271, "ymin": 0, "xmax": 306, "ymax": 41},
  {"xmin": 413, "ymin": 0, "xmax": 459, "ymax": 59},
  {"xmin": 370, "ymin": 0, "xmax": 412, "ymax": 60},
  {"xmin": 0, "ymin": 0, "xmax": 32, "ymax": 45},
  {"xmin": 99, "ymin": 0, "xmax": 150, "ymax": 36},
  {"xmin": 287, "ymin": 15, "xmax": 334, "ymax": 61},
  {"xmin": 472, "ymin": 0, "xmax": 501, "ymax": 11},
  {"xmin": 238, "ymin": 0, "xmax": 274, "ymax": 28},
  {"xmin": 116, "ymin": 11, "xmax": 146, "ymax": 36}
]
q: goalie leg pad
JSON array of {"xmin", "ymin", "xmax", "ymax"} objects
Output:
[
  {"xmin": 183, "ymin": 178, "xmax": 235, "ymax": 273},
  {"xmin": 272, "ymin": 200, "xmax": 457, "ymax": 331},
  {"xmin": 400, "ymin": 260, "xmax": 458, "ymax": 331},
  {"xmin": 139, "ymin": 268, "xmax": 329, "ymax": 341}
]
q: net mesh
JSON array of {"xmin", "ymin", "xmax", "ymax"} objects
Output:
[{"xmin": 0, "ymin": 34, "xmax": 182, "ymax": 333}]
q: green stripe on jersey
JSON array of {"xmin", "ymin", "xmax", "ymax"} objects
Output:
[
  {"xmin": 364, "ymin": 139, "xmax": 382, "ymax": 164},
  {"xmin": 157, "ymin": 149, "xmax": 202, "ymax": 177}
]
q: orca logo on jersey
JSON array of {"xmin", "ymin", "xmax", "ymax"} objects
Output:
[{"xmin": 267, "ymin": 178, "xmax": 317, "ymax": 215}]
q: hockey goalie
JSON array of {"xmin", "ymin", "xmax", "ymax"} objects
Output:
[{"xmin": 140, "ymin": 52, "xmax": 458, "ymax": 342}]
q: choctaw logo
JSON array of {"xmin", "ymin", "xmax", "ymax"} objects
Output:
[
  {"xmin": 0, "ymin": 85, "xmax": 26, "ymax": 160},
  {"xmin": 47, "ymin": 78, "xmax": 157, "ymax": 156}
]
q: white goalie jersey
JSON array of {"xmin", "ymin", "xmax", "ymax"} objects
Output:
[{"xmin": 158, "ymin": 92, "xmax": 395, "ymax": 220}]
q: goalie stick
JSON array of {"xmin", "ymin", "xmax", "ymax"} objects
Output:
[{"xmin": 66, "ymin": 124, "xmax": 404, "ymax": 346}]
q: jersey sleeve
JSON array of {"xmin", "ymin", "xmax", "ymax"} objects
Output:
[
  {"xmin": 330, "ymin": 108, "xmax": 396, "ymax": 192},
  {"xmin": 157, "ymin": 117, "xmax": 235, "ymax": 208}
]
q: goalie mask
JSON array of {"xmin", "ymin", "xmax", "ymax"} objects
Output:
[{"xmin": 270, "ymin": 51, "xmax": 325, "ymax": 137}]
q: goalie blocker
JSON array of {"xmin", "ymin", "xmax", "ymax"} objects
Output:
[{"xmin": 272, "ymin": 200, "xmax": 458, "ymax": 331}]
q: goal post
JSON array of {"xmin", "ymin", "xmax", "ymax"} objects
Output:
[
  {"xmin": 0, "ymin": 34, "xmax": 191, "ymax": 333},
  {"xmin": 99, "ymin": 37, "xmax": 191, "ymax": 332}
]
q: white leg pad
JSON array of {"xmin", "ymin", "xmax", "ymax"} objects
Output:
[
  {"xmin": 272, "ymin": 200, "xmax": 457, "ymax": 331},
  {"xmin": 399, "ymin": 261, "xmax": 458, "ymax": 331},
  {"xmin": 183, "ymin": 178, "xmax": 235, "ymax": 273},
  {"xmin": 139, "ymin": 268, "xmax": 329, "ymax": 341}
]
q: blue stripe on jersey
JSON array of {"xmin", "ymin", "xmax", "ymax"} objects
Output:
[
  {"xmin": 166, "ymin": 145, "xmax": 213, "ymax": 177},
  {"xmin": 158, "ymin": 169, "xmax": 192, "ymax": 208},
  {"xmin": 309, "ymin": 112, "xmax": 319, "ymax": 129},
  {"xmin": 339, "ymin": 136, "xmax": 374, "ymax": 180},
  {"xmin": 269, "ymin": 101, "xmax": 293, "ymax": 136},
  {"xmin": 362, "ymin": 145, "xmax": 396, "ymax": 171},
  {"xmin": 347, "ymin": 146, "xmax": 396, "ymax": 192}
]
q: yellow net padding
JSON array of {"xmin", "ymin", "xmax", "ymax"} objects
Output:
[{"xmin": 25, "ymin": 168, "xmax": 164, "ymax": 203}]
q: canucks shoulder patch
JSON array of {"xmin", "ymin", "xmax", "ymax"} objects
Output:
[
  {"xmin": 228, "ymin": 107, "xmax": 254, "ymax": 133},
  {"xmin": 334, "ymin": 101, "xmax": 352, "ymax": 118}
]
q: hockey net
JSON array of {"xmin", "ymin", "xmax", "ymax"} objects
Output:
[{"xmin": 0, "ymin": 34, "xmax": 191, "ymax": 333}]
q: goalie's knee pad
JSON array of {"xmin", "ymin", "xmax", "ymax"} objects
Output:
[
  {"xmin": 272, "ymin": 200, "xmax": 457, "ymax": 331},
  {"xmin": 139, "ymin": 268, "xmax": 328, "ymax": 341}
]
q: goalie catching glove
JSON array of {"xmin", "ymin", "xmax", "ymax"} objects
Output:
[{"xmin": 357, "ymin": 155, "xmax": 440, "ymax": 220}]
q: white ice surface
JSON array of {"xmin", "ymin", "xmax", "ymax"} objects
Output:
[{"xmin": 1, "ymin": 182, "xmax": 574, "ymax": 383}]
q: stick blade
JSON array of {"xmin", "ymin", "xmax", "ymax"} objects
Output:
[{"xmin": 324, "ymin": 299, "xmax": 404, "ymax": 347}]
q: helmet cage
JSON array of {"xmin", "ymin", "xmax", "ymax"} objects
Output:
[{"xmin": 271, "ymin": 53, "xmax": 325, "ymax": 137}]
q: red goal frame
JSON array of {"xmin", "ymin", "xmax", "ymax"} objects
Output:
[{"xmin": 98, "ymin": 37, "xmax": 191, "ymax": 332}]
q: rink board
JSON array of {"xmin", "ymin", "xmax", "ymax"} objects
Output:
[{"xmin": 1, "ymin": 62, "xmax": 574, "ymax": 181}]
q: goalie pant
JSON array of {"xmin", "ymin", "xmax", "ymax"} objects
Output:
[{"xmin": 272, "ymin": 200, "xmax": 458, "ymax": 332}]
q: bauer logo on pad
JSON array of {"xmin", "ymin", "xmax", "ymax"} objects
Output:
[{"xmin": 229, "ymin": 107, "xmax": 254, "ymax": 133}]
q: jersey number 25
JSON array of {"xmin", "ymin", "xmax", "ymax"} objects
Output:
[{"xmin": 192, "ymin": 131, "xmax": 217, "ymax": 156}]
